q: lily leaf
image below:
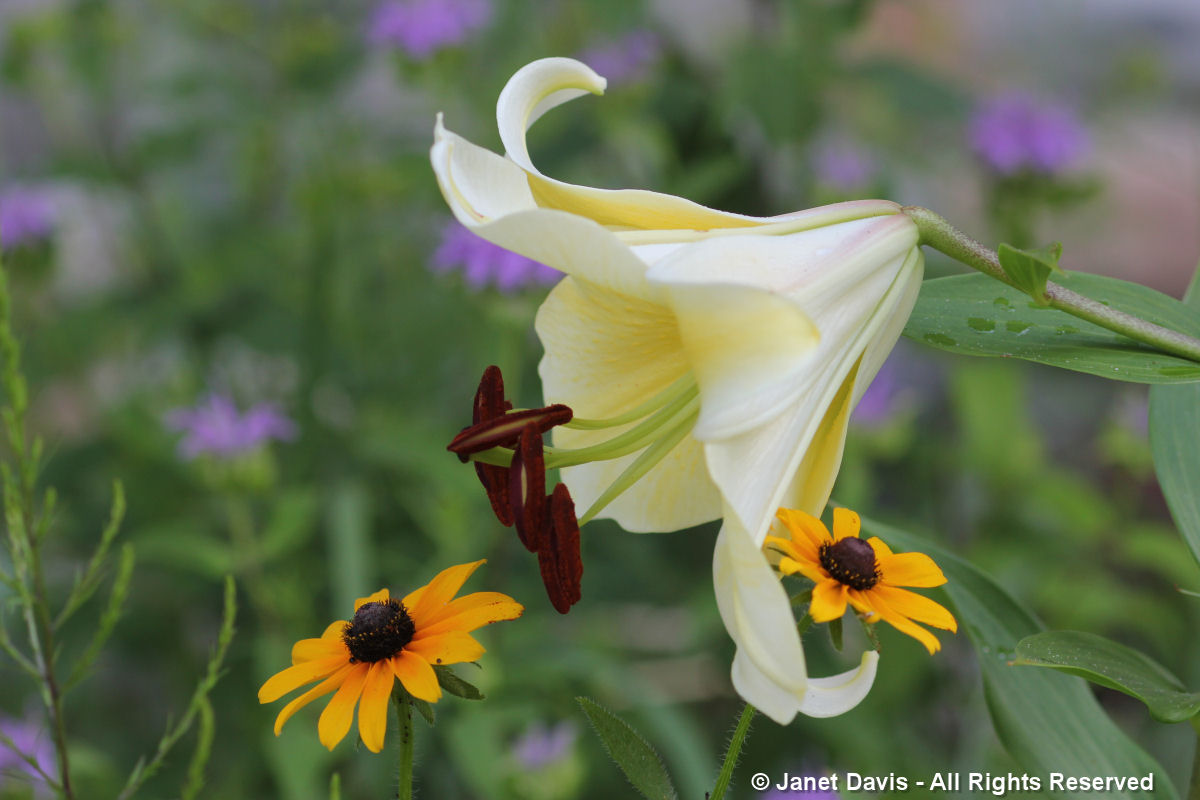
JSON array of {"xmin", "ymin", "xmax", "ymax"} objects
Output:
[
  {"xmin": 998, "ymin": 242, "xmax": 1062, "ymax": 305},
  {"xmin": 577, "ymin": 697, "xmax": 678, "ymax": 800},
  {"xmin": 1013, "ymin": 630, "xmax": 1200, "ymax": 724},
  {"xmin": 865, "ymin": 516, "xmax": 1177, "ymax": 798},
  {"xmin": 1149, "ymin": 262, "xmax": 1200, "ymax": 566},
  {"xmin": 904, "ymin": 272, "xmax": 1200, "ymax": 383}
]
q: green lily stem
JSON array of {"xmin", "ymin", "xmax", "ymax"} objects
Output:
[
  {"xmin": 902, "ymin": 206, "xmax": 1200, "ymax": 364},
  {"xmin": 395, "ymin": 694, "xmax": 415, "ymax": 800},
  {"xmin": 709, "ymin": 703, "xmax": 756, "ymax": 800}
]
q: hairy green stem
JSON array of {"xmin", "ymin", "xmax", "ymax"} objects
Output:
[
  {"xmin": 395, "ymin": 694, "xmax": 415, "ymax": 800},
  {"xmin": 903, "ymin": 206, "xmax": 1200, "ymax": 364},
  {"xmin": 709, "ymin": 703, "xmax": 756, "ymax": 800}
]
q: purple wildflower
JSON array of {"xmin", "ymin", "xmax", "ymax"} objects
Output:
[
  {"xmin": 166, "ymin": 394, "xmax": 296, "ymax": 460},
  {"xmin": 367, "ymin": 0, "xmax": 491, "ymax": 59},
  {"xmin": 432, "ymin": 222, "xmax": 560, "ymax": 292},
  {"xmin": 0, "ymin": 188, "xmax": 56, "ymax": 250},
  {"xmin": 813, "ymin": 142, "xmax": 877, "ymax": 191},
  {"xmin": 511, "ymin": 721, "xmax": 576, "ymax": 771},
  {"xmin": 852, "ymin": 360, "xmax": 900, "ymax": 427},
  {"xmin": 578, "ymin": 30, "xmax": 661, "ymax": 86},
  {"xmin": 968, "ymin": 93, "xmax": 1089, "ymax": 175},
  {"xmin": 0, "ymin": 712, "xmax": 57, "ymax": 795}
]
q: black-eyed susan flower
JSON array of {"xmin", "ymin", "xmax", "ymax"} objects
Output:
[
  {"xmin": 258, "ymin": 560, "xmax": 522, "ymax": 752},
  {"xmin": 767, "ymin": 507, "xmax": 957, "ymax": 654}
]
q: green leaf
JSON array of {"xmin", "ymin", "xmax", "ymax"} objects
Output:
[
  {"xmin": 433, "ymin": 665, "xmax": 485, "ymax": 700},
  {"xmin": 998, "ymin": 242, "xmax": 1062, "ymax": 305},
  {"xmin": 827, "ymin": 616, "xmax": 843, "ymax": 652},
  {"xmin": 904, "ymin": 272, "xmax": 1200, "ymax": 383},
  {"xmin": 1150, "ymin": 263, "xmax": 1200, "ymax": 566},
  {"xmin": 411, "ymin": 697, "xmax": 436, "ymax": 727},
  {"xmin": 576, "ymin": 697, "xmax": 678, "ymax": 800},
  {"xmin": 1013, "ymin": 631, "xmax": 1200, "ymax": 723},
  {"xmin": 864, "ymin": 516, "xmax": 1177, "ymax": 798}
]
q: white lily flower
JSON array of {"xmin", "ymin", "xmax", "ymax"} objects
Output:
[{"xmin": 431, "ymin": 57, "xmax": 920, "ymax": 723}]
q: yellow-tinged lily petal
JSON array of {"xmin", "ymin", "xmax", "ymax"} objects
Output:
[
  {"xmin": 497, "ymin": 58, "xmax": 765, "ymax": 231},
  {"xmin": 795, "ymin": 651, "xmax": 879, "ymax": 718},
  {"xmin": 713, "ymin": 520, "xmax": 808, "ymax": 724},
  {"xmin": 536, "ymin": 275, "xmax": 721, "ymax": 531}
]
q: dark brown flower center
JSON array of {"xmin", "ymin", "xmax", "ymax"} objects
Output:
[
  {"xmin": 819, "ymin": 537, "xmax": 879, "ymax": 591},
  {"xmin": 343, "ymin": 599, "xmax": 415, "ymax": 663}
]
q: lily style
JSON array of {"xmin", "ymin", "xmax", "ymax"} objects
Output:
[{"xmin": 431, "ymin": 58, "xmax": 924, "ymax": 723}]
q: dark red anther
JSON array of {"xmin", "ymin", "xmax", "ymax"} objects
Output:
[
  {"xmin": 508, "ymin": 425, "xmax": 547, "ymax": 552},
  {"xmin": 475, "ymin": 462, "xmax": 515, "ymax": 527},
  {"xmin": 473, "ymin": 365, "xmax": 509, "ymax": 425},
  {"xmin": 537, "ymin": 484, "xmax": 583, "ymax": 614},
  {"xmin": 447, "ymin": 404, "xmax": 573, "ymax": 460}
]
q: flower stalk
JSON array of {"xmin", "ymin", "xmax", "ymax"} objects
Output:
[
  {"xmin": 395, "ymin": 693, "xmax": 415, "ymax": 800},
  {"xmin": 902, "ymin": 206, "xmax": 1200, "ymax": 364},
  {"xmin": 709, "ymin": 703, "xmax": 756, "ymax": 800}
]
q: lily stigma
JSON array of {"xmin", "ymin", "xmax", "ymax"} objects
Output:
[
  {"xmin": 768, "ymin": 507, "xmax": 957, "ymax": 654},
  {"xmin": 432, "ymin": 57, "xmax": 925, "ymax": 722},
  {"xmin": 258, "ymin": 560, "xmax": 522, "ymax": 752}
]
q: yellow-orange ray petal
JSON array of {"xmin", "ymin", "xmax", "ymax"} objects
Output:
[
  {"xmin": 354, "ymin": 589, "xmax": 389, "ymax": 611},
  {"xmin": 273, "ymin": 664, "xmax": 354, "ymax": 735},
  {"xmin": 292, "ymin": 637, "xmax": 346, "ymax": 665},
  {"xmin": 766, "ymin": 533, "xmax": 817, "ymax": 565},
  {"xmin": 259, "ymin": 655, "xmax": 348, "ymax": 703},
  {"xmin": 776, "ymin": 508, "xmax": 831, "ymax": 550},
  {"xmin": 778, "ymin": 556, "xmax": 827, "ymax": 585},
  {"xmin": 357, "ymin": 661, "xmax": 395, "ymax": 753},
  {"xmin": 845, "ymin": 589, "xmax": 878, "ymax": 620},
  {"xmin": 321, "ymin": 620, "xmax": 349, "ymax": 640},
  {"xmin": 416, "ymin": 592, "xmax": 523, "ymax": 636},
  {"xmin": 401, "ymin": 585, "xmax": 425, "ymax": 611},
  {"xmin": 809, "ymin": 579, "xmax": 849, "ymax": 622},
  {"xmin": 317, "ymin": 662, "xmax": 370, "ymax": 750},
  {"xmin": 406, "ymin": 631, "xmax": 485, "ymax": 666},
  {"xmin": 408, "ymin": 560, "xmax": 486, "ymax": 625},
  {"xmin": 877, "ymin": 551, "xmax": 947, "ymax": 588},
  {"xmin": 878, "ymin": 609, "xmax": 941, "ymax": 653},
  {"xmin": 391, "ymin": 650, "xmax": 442, "ymax": 703},
  {"xmin": 866, "ymin": 536, "xmax": 893, "ymax": 559},
  {"xmin": 832, "ymin": 507, "xmax": 861, "ymax": 541},
  {"xmin": 872, "ymin": 585, "xmax": 957, "ymax": 631}
]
